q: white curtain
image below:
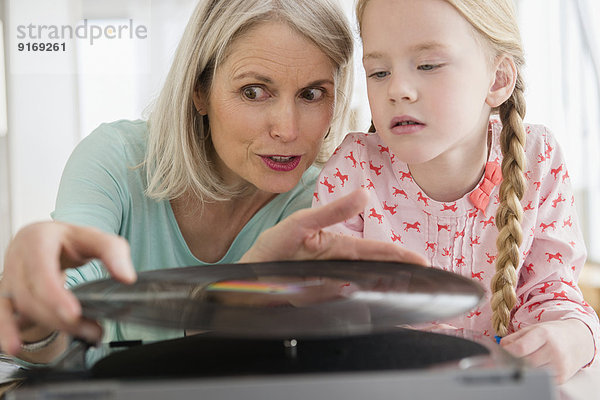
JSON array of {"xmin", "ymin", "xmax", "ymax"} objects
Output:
[
  {"xmin": 519, "ymin": 0, "xmax": 600, "ymax": 260},
  {"xmin": 0, "ymin": 15, "xmax": 9, "ymax": 268}
]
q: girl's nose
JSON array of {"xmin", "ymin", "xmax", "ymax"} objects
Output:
[{"xmin": 388, "ymin": 73, "xmax": 417, "ymax": 103}]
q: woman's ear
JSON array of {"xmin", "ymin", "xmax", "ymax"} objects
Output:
[
  {"xmin": 486, "ymin": 55, "xmax": 517, "ymax": 108},
  {"xmin": 192, "ymin": 89, "xmax": 208, "ymax": 115}
]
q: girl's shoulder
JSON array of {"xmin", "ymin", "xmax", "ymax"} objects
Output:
[
  {"xmin": 490, "ymin": 119, "xmax": 566, "ymax": 188},
  {"xmin": 340, "ymin": 131, "xmax": 381, "ymax": 144},
  {"xmin": 523, "ymin": 122, "xmax": 556, "ymax": 148},
  {"xmin": 522, "ymin": 123, "xmax": 563, "ymax": 169},
  {"xmin": 490, "ymin": 118, "xmax": 557, "ymax": 158},
  {"xmin": 334, "ymin": 131, "xmax": 394, "ymax": 168},
  {"xmin": 337, "ymin": 131, "xmax": 388, "ymax": 155}
]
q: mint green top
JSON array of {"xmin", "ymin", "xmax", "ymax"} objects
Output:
[{"xmin": 51, "ymin": 119, "xmax": 319, "ymax": 343}]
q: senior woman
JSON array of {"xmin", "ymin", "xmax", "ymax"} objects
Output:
[{"xmin": 0, "ymin": 0, "xmax": 425, "ymax": 364}]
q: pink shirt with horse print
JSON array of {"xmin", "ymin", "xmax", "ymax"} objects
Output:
[{"xmin": 312, "ymin": 120, "xmax": 599, "ymax": 363}]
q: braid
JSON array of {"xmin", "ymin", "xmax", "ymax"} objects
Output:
[{"xmin": 491, "ymin": 81, "xmax": 527, "ymax": 337}]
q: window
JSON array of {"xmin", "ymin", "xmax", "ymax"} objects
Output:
[{"xmin": 518, "ymin": 0, "xmax": 600, "ymax": 261}]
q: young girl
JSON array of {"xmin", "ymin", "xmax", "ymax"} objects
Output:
[{"xmin": 313, "ymin": 0, "xmax": 599, "ymax": 383}]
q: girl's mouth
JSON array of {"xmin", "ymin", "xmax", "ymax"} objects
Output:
[
  {"xmin": 389, "ymin": 116, "xmax": 425, "ymax": 135},
  {"xmin": 392, "ymin": 120, "xmax": 421, "ymax": 127}
]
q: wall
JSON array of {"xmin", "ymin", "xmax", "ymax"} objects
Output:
[{"xmin": 1, "ymin": 0, "xmax": 599, "ymax": 269}]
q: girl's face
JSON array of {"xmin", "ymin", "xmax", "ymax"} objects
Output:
[
  {"xmin": 361, "ymin": 0, "xmax": 496, "ymax": 167},
  {"xmin": 197, "ymin": 21, "xmax": 336, "ymax": 194}
]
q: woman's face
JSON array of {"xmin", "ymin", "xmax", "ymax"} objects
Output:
[{"xmin": 197, "ymin": 21, "xmax": 336, "ymax": 194}]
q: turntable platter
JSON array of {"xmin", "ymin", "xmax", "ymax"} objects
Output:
[{"xmin": 72, "ymin": 260, "xmax": 484, "ymax": 338}]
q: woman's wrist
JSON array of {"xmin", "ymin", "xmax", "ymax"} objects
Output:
[
  {"xmin": 20, "ymin": 330, "xmax": 60, "ymax": 352},
  {"xmin": 19, "ymin": 323, "xmax": 56, "ymax": 344},
  {"xmin": 16, "ymin": 330, "xmax": 69, "ymax": 365}
]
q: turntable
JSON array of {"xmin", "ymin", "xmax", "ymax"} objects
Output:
[{"xmin": 7, "ymin": 261, "xmax": 557, "ymax": 399}]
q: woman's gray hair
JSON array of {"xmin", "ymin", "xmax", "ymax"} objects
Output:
[{"xmin": 145, "ymin": 0, "xmax": 354, "ymax": 201}]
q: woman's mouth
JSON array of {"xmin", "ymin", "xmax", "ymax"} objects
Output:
[{"xmin": 261, "ymin": 155, "xmax": 301, "ymax": 171}]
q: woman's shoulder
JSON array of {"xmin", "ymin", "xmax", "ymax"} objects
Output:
[
  {"xmin": 85, "ymin": 119, "xmax": 148, "ymax": 145},
  {"xmin": 302, "ymin": 164, "xmax": 321, "ymax": 183},
  {"xmin": 77, "ymin": 119, "xmax": 149, "ymax": 162}
]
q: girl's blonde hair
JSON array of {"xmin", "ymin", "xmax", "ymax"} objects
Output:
[
  {"xmin": 356, "ymin": 0, "xmax": 526, "ymax": 337},
  {"xmin": 146, "ymin": 0, "xmax": 354, "ymax": 202}
]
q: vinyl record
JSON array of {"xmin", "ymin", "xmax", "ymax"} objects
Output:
[{"xmin": 73, "ymin": 260, "xmax": 484, "ymax": 338}]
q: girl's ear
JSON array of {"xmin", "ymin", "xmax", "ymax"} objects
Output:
[
  {"xmin": 486, "ymin": 55, "xmax": 517, "ymax": 108},
  {"xmin": 192, "ymin": 89, "xmax": 208, "ymax": 115}
]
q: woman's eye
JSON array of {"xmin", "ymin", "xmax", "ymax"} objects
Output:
[
  {"xmin": 369, "ymin": 71, "xmax": 389, "ymax": 79},
  {"xmin": 300, "ymin": 88, "xmax": 325, "ymax": 102},
  {"xmin": 242, "ymin": 86, "xmax": 268, "ymax": 101}
]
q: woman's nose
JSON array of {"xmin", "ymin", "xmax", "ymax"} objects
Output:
[
  {"xmin": 388, "ymin": 73, "xmax": 417, "ymax": 103},
  {"xmin": 269, "ymin": 100, "xmax": 300, "ymax": 141}
]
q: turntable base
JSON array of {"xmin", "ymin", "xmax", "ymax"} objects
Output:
[
  {"xmin": 7, "ymin": 365, "xmax": 555, "ymax": 400},
  {"xmin": 8, "ymin": 330, "xmax": 557, "ymax": 400}
]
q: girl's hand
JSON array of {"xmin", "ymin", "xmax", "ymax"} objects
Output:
[
  {"xmin": 500, "ymin": 319, "xmax": 595, "ymax": 384},
  {"xmin": 240, "ymin": 189, "xmax": 428, "ymax": 266},
  {"xmin": 0, "ymin": 221, "xmax": 136, "ymax": 356}
]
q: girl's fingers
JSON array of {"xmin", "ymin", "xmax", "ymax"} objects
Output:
[{"xmin": 501, "ymin": 327, "xmax": 545, "ymax": 358}]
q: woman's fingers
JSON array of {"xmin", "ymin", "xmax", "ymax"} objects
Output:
[
  {"xmin": 14, "ymin": 221, "xmax": 136, "ymax": 283},
  {"xmin": 0, "ymin": 296, "xmax": 22, "ymax": 355},
  {"xmin": 300, "ymin": 188, "xmax": 369, "ymax": 232},
  {"xmin": 18, "ymin": 234, "xmax": 82, "ymax": 324},
  {"xmin": 305, "ymin": 232, "xmax": 428, "ymax": 265},
  {"xmin": 243, "ymin": 189, "xmax": 429, "ymax": 266},
  {"xmin": 55, "ymin": 223, "xmax": 136, "ymax": 284},
  {"xmin": 302, "ymin": 189, "xmax": 427, "ymax": 264},
  {"xmin": 1, "ymin": 221, "xmax": 136, "ymax": 354}
]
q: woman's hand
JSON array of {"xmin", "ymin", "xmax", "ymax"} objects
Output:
[
  {"xmin": 240, "ymin": 189, "xmax": 428, "ymax": 266},
  {"xmin": 500, "ymin": 319, "xmax": 595, "ymax": 384},
  {"xmin": 0, "ymin": 221, "xmax": 136, "ymax": 356}
]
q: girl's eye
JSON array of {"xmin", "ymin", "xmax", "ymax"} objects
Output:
[
  {"xmin": 369, "ymin": 71, "xmax": 389, "ymax": 79},
  {"xmin": 417, "ymin": 64, "xmax": 439, "ymax": 71},
  {"xmin": 242, "ymin": 86, "xmax": 268, "ymax": 101},
  {"xmin": 300, "ymin": 88, "xmax": 325, "ymax": 102}
]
